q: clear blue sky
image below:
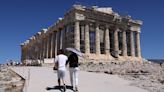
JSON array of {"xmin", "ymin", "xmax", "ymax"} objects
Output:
[{"xmin": 0, "ymin": 0, "xmax": 164, "ymax": 63}]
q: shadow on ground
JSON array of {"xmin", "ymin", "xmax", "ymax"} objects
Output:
[{"xmin": 46, "ymin": 85, "xmax": 74, "ymax": 92}]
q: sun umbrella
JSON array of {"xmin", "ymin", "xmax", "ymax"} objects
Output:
[{"xmin": 66, "ymin": 47, "xmax": 83, "ymax": 57}]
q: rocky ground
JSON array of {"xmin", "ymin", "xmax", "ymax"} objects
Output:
[
  {"xmin": 79, "ymin": 60, "xmax": 164, "ymax": 92},
  {"xmin": 0, "ymin": 66, "xmax": 25, "ymax": 92}
]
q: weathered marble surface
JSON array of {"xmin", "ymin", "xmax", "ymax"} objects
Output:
[
  {"xmin": 0, "ymin": 66, "xmax": 24, "ymax": 92},
  {"xmin": 79, "ymin": 61, "xmax": 164, "ymax": 92}
]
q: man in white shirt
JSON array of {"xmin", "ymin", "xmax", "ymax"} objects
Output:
[{"xmin": 54, "ymin": 49, "xmax": 68, "ymax": 91}]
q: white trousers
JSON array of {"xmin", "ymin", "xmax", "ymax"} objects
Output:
[{"xmin": 69, "ymin": 67, "xmax": 78, "ymax": 87}]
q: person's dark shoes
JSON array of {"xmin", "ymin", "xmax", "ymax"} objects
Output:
[
  {"xmin": 63, "ymin": 84, "xmax": 66, "ymax": 92},
  {"xmin": 70, "ymin": 86, "xmax": 73, "ymax": 90},
  {"xmin": 73, "ymin": 86, "xmax": 78, "ymax": 92},
  {"xmin": 75, "ymin": 86, "xmax": 78, "ymax": 92}
]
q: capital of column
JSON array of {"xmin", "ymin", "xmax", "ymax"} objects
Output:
[
  {"xmin": 105, "ymin": 24, "xmax": 113, "ymax": 29},
  {"xmin": 115, "ymin": 27, "xmax": 120, "ymax": 32}
]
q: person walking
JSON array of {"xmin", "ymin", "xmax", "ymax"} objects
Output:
[
  {"xmin": 66, "ymin": 52, "xmax": 79, "ymax": 91},
  {"xmin": 54, "ymin": 49, "xmax": 68, "ymax": 91}
]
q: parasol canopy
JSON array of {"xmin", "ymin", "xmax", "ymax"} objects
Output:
[{"xmin": 66, "ymin": 47, "xmax": 83, "ymax": 57}]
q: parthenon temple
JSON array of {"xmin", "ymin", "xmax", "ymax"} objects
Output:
[{"xmin": 21, "ymin": 5, "xmax": 143, "ymax": 65}]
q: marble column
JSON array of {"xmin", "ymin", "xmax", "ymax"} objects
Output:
[
  {"xmin": 130, "ymin": 31, "xmax": 135, "ymax": 57},
  {"xmin": 40, "ymin": 39, "xmax": 44, "ymax": 60},
  {"xmin": 85, "ymin": 22, "xmax": 90, "ymax": 54},
  {"xmin": 41, "ymin": 39, "xmax": 44, "ymax": 60},
  {"xmin": 31, "ymin": 46, "xmax": 33, "ymax": 59},
  {"xmin": 32, "ymin": 46, "xmax": 34, "ymax": 59},
  {"xmin": 136, "ymin": 31, "xmax": 141, "ymax": 57},
  {"xmin": 42, "ymin": 38, "xmax": 45, "ymax": 59},
  {"xmin": 30, "ymin": 45, "xmax": 33, "ymax": 59},
  {"xmin": 74, "ymin": 20, "xmax": 80, "ymax": 50},
  {"xmin": 50, "ymin": 33, "xmax": 54, "ymax": 58},
  {"xmin": 35, "ymin": 44, "xmax": 38, "ymax": 60},
  {"xmin": 38, "ymin": 41, "xmax": 41, "ymax": 60},
  {"xmin": 56, "ymin": 30, "xmax": 61, "ymax": 50},
  {"xmin": 46, "ymin": 36, "xmax": 49, "ymax": 58},
  {"xmin": 25, "ymin": 48, "xmax": 27, "ymax": 61},
  {"xmin": 38, "ymin": 45, "xmax": 41, "ymax": 59},
  {"xmin": 55, "ymin": 32, "xmax": 58, "ymax": 57},
  {"xmin": 32, "ymin": 45, "xmax": 35, "ymax": 59},
  {"xmin": 62, "ymin": 28, "xmax": 66, "ymax": 49},
  {"xmin": 95, "ymin": 23, "xmax": 100, "ymax": 54},
  {"xmin": 36, "ymin": 40, "xmax": 39, "ymax": 60},
  {"xmin": 34, "ymin": 43, "xmax": 36, "ymax": 59},
  {"xmin": 28, "ymin": 46, "xmax": 31, "ymax": 60},
  {"xmin": 34, "ymin": 45, "xmax": 36, "ymax": 60},
  {"xmin": 28, "ymin": 46, "xmax": 30, "ymax": 60},
  {"xmin": 44, "ymin": 38, "xmax": 48, "ymax": 58},
  {"xmin": 122, "ymin": 30, "xmax": 127, "ymax": 56},
  {"xmin": 105, "ymin": 25, "xmax": 110, "ymax": 55},
  {"xmin": 59, "ymin": 29, "xmax": 62, "ymax": 49},
  {"xmin": 114, "ymin": 28, "xmax": 119, "ymax": 57},
  {"xmin": 36, "ymin": 43, "xmax": 39, "ymax": 60},
  {"xmin": 52, "ymin": 32, "xmax": 56, "ymax": 58},
  {"xmin": 27, "ymin": 47, "xmax": 30, "ymax": 60},
  {"xmin": 27, "ymin": 47, "xmax": 29, "ymax": 60},
  {"xmin": 49, "ymin": 35, "xmax": 52, "ymax": 58}
]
